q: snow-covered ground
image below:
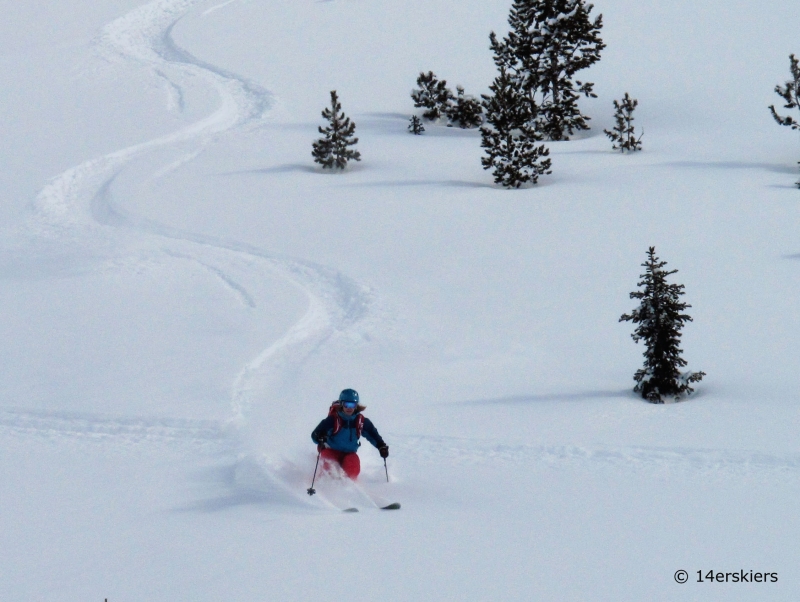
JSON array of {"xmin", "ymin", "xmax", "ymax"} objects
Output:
[{"xmin": 2, "ymin": 0, "xmax": 800, "ymax": 599}]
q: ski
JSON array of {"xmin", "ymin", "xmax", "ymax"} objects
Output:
[{"xmin": 342, "ymin": 507, "xmax": 359, "ymax": 513}]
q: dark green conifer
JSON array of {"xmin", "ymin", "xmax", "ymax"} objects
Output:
[
  {"xmin": 620, "ymin": 247, "xmax": 705, "ymax": 403},
  {"xmin": 489, "ymin": 0, "xmax": 605, "ymax": 141},
  {"xmin": 604, "ymin": 93, "xmax": 643, "ymax": 152},
  {"xmin": 411, "ymin": 72, "xmax": 454, "ymax": 121},
  {"xmin": 480, "ymin": 67, "xmax": 551, "ymax": 188},
  {"xmin": 769, "ymin": 54, "xmax": 800, "ymax": 187},
  {"xmin": 312, "ymin": 91, "xmax": 361, "ymax": 170},
  {"xmin": 408, "ymin": 115, "xmax": 425, "ymax": 135},
  {"xmin": 446, "ymin": 86, "xmax": 484, "ymax": 129}
]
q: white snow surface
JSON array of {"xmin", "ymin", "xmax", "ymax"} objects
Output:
[{"xmin": 1, "ymin": 0, "xmax": 800, "ymax": 600}]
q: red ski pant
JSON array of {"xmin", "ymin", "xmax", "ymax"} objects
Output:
[{"xmin": 320, "ymin": 448, "xmax": 360, "ymax": 479}]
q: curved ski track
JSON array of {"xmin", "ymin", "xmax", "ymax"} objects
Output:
[
  {"xmin": 19, "ymin": 0, "xmax": 374, "ymax": 454},
  {"xmin": 13, "ymin": 2, "xmax": 792, "ymax": 505}
]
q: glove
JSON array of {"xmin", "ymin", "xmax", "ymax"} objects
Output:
[
  {"xmin": 379, "ymin": 445, "xmax": 389, "ymax": 459},
  {"xmin": 317, "ymin": 443, "xmax": 326, "ymax": 453}
]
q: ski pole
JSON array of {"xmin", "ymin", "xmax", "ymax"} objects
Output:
[
  {"xmin": 384, "ymin": 457, "xmax": 389, "ymax": 483},
  {"xmin": 307, "ymin": 448, "xmax": 322, "ymax": 496}
]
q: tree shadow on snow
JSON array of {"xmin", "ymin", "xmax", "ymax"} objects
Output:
[
  {"xmin": 361, "ymin": 112, "xmax": 410, "ymax": 120},
  {"xmin": 221, "ymin": 163, "xmax": 375, "ymax": 176},
  {"xmin": 553, "ymin": 149, "xmax": 614, "ymax": 156},
  {"xmin": 665, "ymin": 160, "xmax": 798, "ymax": 175},
  {"xmin": 456, "ymin": 386, "xmax": 717, "ymax": 406},
  {"xmin": 415, "ymin": 125, "xmax": 482, "ymax": 139},
  {"xmin": 459, "ymin": 389, "xmax": 634, "ymax": 406},
  {"xmin": 341, "ymin": 179, "xmax": 493, "ymax": 189},
  {"xmin": 220, "ymin": 164, "xmax": 318, "ymax": 176},
  {"xmin": 356, "ymin": 112, "xmax": 484, "ymax": 138}
]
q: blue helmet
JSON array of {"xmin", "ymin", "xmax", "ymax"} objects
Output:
[{"xmin": 338, "ymin": 389, "xmax": 359, "ymax": 404}]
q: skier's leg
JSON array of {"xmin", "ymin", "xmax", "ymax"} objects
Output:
[
  {"xmin": 320, "ymin": 448, "xmax": 343, "ymax": 472},
  {"xmin": 340, "ymin": 452, "xmax": 361, "ymax": 479}
]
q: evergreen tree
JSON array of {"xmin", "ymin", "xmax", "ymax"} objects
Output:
[
  {"xmin": 446, "ymin": 86, "xmax": 484, "ymax": 129},
  {"xmin": 619, "ymin": 247, "xmax": 705, "ymax": 403},
  {"xmin": 312, "ymin": 90, "xmax": 361, "ymax": 170},
  {"xmin": 604, "ymin": 93, "xmax": 643, "ymax": 152},
  {"xmin": 408, "ymin": 115, "xmax": 425, "ymax": 134},
  {"xmin": 768, "ymin": 54, "xmax": 800, "ymax": 188},
  {"xmin": 411, "ymin": 72, "xmax": 455, "ymax": 121},
  {"xmin": 480, "ymin": 67, "xmax": 551, "ymax": 188},
  {"xmin": 489, "ymin": 0, "xmax": 605, "ymax": 141}
]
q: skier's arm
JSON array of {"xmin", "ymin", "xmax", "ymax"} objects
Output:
[
  {"xmin": 361, "ymin": 418, "xmax": 386, "ymax": 449},
  {"xmin": 311, "ymin": 417, "xmax": 335, "ymax": 444}
]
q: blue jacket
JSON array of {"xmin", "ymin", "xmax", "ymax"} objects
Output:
[{"xmin": 311, "ymin": 409, "xmax": 385, "ymax": 454}]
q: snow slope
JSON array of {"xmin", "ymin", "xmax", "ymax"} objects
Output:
[{"xmin": 1, "ymin": 0, "xmax": 799, "ymax": 600}]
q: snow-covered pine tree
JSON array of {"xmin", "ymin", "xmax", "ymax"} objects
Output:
[
  {"xmin": 408, "ymin": 115, "xmax": 425, "ymax": 134},
  {"xmin": 480, "ymin": 67, "xmax": 551, "ymax": 188},
  {"xmin": 768, "ymin": 54, "xmax": 800, "ymax": 188},
  {"xmin": 312, "ymin": 90, "xmax": 361, "ymax": 170},
  {"xmin": 619, "ymin": 247, "xmax": 705, "ymax": 403},
  {"xmin": 489, "ymin": 0, "xmax": 604, "ymax": 141},
  {"xmin": 604, "ymin": 93, "xmax": 643, "ymax": 152},
  {"xmin": 446, "ymin": 86, "xmax": 484, "ymax": 129},
  {"xmin": 411, "ymin": 72, "xmax": 455, "ymax": 121}
]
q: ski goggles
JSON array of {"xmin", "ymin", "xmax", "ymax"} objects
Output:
[{"xmin": 341, "ymin": 400, "xmax": 358, "ymax": 409}]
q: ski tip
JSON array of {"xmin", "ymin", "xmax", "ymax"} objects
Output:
[
  {"xmin": 343, "ymin": 507, "xmax": 360, "ymax": 513},
  {"xmin": 381, "ymin": 503, "xmax": 401, "ymax": 510}
]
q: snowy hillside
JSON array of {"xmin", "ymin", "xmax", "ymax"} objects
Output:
[{"xmin": 1, "ymin": 0, "xmax": 799, "ymax": 600}]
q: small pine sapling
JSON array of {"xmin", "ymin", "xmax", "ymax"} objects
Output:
[
  {"xmin": 768, "ymin": 54, "xmax": 800, "ymax": 187},
  {"xmin": 408, "ymin": 115, "xmax": 425, "ymax": 135},
  {"xmin": 411, "ymin": 71, "xmax": 455, "ymax": 121},
  {"xmin": 619, "ymin": 247, "xmax": 705, "ymax": 403},
  {"xmin": 312, "ymin": 90, "xmax": 361, "ymax": 170},
  {"xmin": 769, "ymin": 54, "xmax": 800, "ymax": 129},
  {"xmin": 446, "ymin": 86, "xmax": 484, "ymax": 129},
  {"xmin": 604, "ymin": 93, "xmax": 643, "ymax": 152}
]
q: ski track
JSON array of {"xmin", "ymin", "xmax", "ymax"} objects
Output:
[
  {"xmin": 14, "ymin": 0, "xmax": 375, "ymax": 461},
  {"xmin": 0, "ymin": 408, "xmax": 231, "ymax": 452},
  {"xmin": 13, "ymin": 0, "xmax": 789, "ymax": 499},
  {"xmin": 394, "ymin": 435, "xmax": 800, "ymax": 479},
  {"xmin": 5, "ymin": 403, "xmax": 795, "ymax": 486},
  {"xmin": 202, "ymin": 0, "xmax": 239, "ymax": 17}
]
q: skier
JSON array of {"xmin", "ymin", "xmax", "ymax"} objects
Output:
[{"xmin": 311, "ymin": 389, "xmax": 389, "ymax": 480}]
